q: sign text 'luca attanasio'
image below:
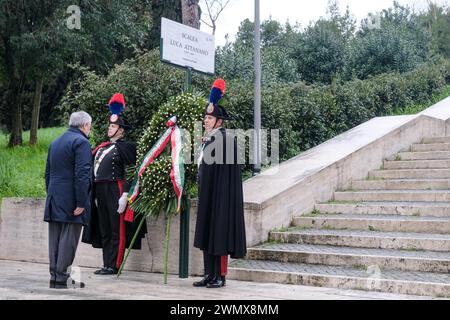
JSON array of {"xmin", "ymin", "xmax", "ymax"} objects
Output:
[{"xmin": 160, "ymin": 17, "xmax": 215, "ymax": 74}]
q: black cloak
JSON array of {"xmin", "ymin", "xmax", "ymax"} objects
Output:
[{"xmin": 194, "ymin": 128, "xmax": 247, "ymax": 259}]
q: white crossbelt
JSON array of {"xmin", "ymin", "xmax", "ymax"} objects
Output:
[{"xmin": 94, "ymin": 144, "xmax": 115, "ymax": 177}]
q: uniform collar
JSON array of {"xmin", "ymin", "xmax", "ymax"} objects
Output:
[
  {"xmin": 203, "ymin": 127, "xmax": 223, "ymax": 143},
  {"xmin": 110, "ymin": 137, "xmax": 124, "ymax": 143}
]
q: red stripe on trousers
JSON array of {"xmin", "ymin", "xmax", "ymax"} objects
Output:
[
  {"xmin": 221, "ymin": 256, "xmax": 228, "ymax": 276},
  {"xmin": 116, "ymin": 180, "xmax": 126, "ymax": 269}
]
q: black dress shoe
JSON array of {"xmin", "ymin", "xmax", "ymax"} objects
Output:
[
  {"xmin": 54, "ymin": 281, "xmax": 68, "ymax": 289},
  {"xmin": 206, "ymin": 276, "xmax": 226, "ymax": 288},
  {"xmin": 193, "ymin": 275, "xmax": 213, "ymax": 287},
  {"xmin": 94, "ymin": 267, "xmax": 107, "ymax": 274},
  {"xmin": 49, "ymin": 280, "xmax": 56, "ymax": 288},
  {"xmin": 94, "ymin": 267, "xmax": 118, "ymax": 275}
]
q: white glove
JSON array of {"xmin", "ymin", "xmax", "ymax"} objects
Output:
[{"xmin": 117, "ymin": 192, "xmax": 128, "ymax": 214}]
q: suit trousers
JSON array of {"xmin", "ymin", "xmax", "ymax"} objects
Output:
[{"xmin": 48, "ymin": 222, "xmax": 82, "ymax": 283}]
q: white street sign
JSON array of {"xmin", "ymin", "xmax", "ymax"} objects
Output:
[{"xmin": 160, "ymin": 17, "xmax": 215, "ymax": 74}]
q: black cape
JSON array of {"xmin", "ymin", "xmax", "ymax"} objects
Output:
[
  {"xmin": 194, "ymin": 128, "xmax": 247, "ymax": 259},
  {"xmin": 82, "ymin": 139, "xmax": 147, "ymax": 249}
]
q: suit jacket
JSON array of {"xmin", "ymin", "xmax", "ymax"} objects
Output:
[{"xmin": 44, "ymin": 127, "xmax": 92, "ymax": 225}]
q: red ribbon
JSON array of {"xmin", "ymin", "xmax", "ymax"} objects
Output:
[
  {"xmin": 221, "ymin": 256, "xmax": 228, "ymax": 276},
  {"xmin": 116, "ymin": 180, "xmax": 127, "ymax": 269}
]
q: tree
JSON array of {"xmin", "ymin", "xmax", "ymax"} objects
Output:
[
  {"xmin": 326, "ymin": 0, "xmax": 356, "ymax": 41},
  {"xmin": 216, "ymin": 18, "xmax": 299, "ymax": 85},
  {"xmin": 344, "ymin": 2, "xmax": 429, "ymax": 80},
  {"xmin": 149, "ymin": 0, "xmax": 182, "ymax": 48},
  {"xmin": 261, "ymin": 19, "xmax": 284, "ymax": 47},
  {"xmin": 22, "ymin": 3, "xmax": 75, "ymax": 145},
  {"xmin": 0, "ymin": 1, "xmax": 71, "ymax": 146},
  {"xmin": 291, "ymin": 0, "xmax": 355, "ymax": 84},
  {"xmin": 182, "ymin": 0, "xmax": 201, "ymax": 29},
  {"xmin": 423, "ymin": 2, "xmax": 450, "ymax": 58},
  {"xmin": 234, "ymin": 18, "xmax": 254, "ymax": 48},
  {"xmin": 294, "ymin": 19, "xmax": 347, "ymax": 84},
  {"xmin": 200, "ymin": 0, "xmax": 231, "ymax": 35},
  {"xmin": 0, "ymin": 0, "xmax": 153, "ymax": 146}
]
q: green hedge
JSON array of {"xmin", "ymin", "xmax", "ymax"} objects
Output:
[
  {"xmin": 58, "ymin": 50, "xmax": 186, "ymax": 144},
  {"xmin": 59, "ymin": 51, "xmax": 450, "ymax": 166}
]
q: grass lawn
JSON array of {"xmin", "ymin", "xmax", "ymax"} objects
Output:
[{"xmin": 0, "ymin": 127, "xmax": 66, "ymax": 200}]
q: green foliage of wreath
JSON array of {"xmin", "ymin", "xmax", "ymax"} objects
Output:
[{"xmin": 130, "ymin": 91, "xmax": 206, "ymax": 218}]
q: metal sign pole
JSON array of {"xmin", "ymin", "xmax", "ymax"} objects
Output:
[
  {"xmin": 160, "ymin": 17, "xmax": 215, "ymax": 279},
  {"xmin": 179, "ymin": 67, "xmax": 192, "ymax": 278},
  {"xmin": 253, "ymin": 0, "xmax": 262, "ymax": 175}
]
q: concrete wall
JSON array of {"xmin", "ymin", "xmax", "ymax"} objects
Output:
[
  {"xmin": 0, "ymin": 197, "xmax": 264, "ymax": 275},
  {"xmin": 0, "ymin": 198, "xmax": 204, "ymax": 275},
  {"xmin": 2, "ymin": 97, "xmax": 450, "ymax": 275}
]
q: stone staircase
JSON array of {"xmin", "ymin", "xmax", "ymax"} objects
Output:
[{"xmin": 229, "ymin": 136, "xmax": 450, "ymax": 297}]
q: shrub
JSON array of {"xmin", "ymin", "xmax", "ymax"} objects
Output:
[
  {"xmin": 58, "ymin": 50, "xmax": 186, "ymax": 145},
  {"xmin": 58, "ymin": 49, "xmax": 450, "ymax": 168}
]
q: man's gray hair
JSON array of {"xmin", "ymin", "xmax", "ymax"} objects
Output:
[{"xmin": 69, "ymin": 111, "xmax": 92, "ymax": 128}]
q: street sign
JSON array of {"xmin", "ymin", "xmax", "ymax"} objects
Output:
[{"xmin": 160, "ymin": 17, "xmax": 215, "ymax": 75}]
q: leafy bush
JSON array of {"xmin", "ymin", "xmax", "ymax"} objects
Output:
[
  {"xmin": 58, "ymin": 50, "xmax": 186, "ymax": 145},
  {"xmin": 58, "ymin": 48, "xmax": 450, "ymax": 171}
]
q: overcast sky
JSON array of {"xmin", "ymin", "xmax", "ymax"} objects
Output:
[{"xmin": 199, "ymin": 0, "xmax": 449, "ymax": 47}]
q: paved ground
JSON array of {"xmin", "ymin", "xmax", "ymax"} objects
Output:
[{"xmin": 0, "ymin": 260, "xmax": 442, "ymax": 300}]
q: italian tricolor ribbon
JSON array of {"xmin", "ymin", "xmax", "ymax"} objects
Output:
[{"xmin": 128, "ymin": 116, "xmax": 184, "ymax": 212}]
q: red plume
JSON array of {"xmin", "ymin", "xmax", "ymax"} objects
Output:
[
  {"xmin": 212, "ymin": 78, "xmax": 226, "ymax": 94},
  {"xmin": 109, "ymin": 93, "xmax": 126, "ymax": 107}
]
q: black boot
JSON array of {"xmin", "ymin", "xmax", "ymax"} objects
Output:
[
  {"xmin": 94, "ymin": 267, "xmax": 107, "ymax": 275},
  {"xmin": 193, "ymin": 274, "xmax": 213, "ymax": 287},
  {"xmin": 94, "ymin": 267, "xmax": 118, "ymax": 275},
  {"xmin": 206, "ymin": 276, "xmax": 226, "ymax": 288}
]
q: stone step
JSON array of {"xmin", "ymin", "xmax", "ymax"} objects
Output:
[
  {"xmin": 334, "ymin": 190, "xmax": 450, "ymax": 202},
  {"xmin": 270, "ymin": 229, "xmax": 450, "ymax": 251},
  {"xmin": 384, "ymin": 159, "xmax": 450, "ymax": 170},
  {"xmin": 315, "ymin": 202, "xmax": 450, "ymax": 217},
  {"xmin": 397, "ymin": 151, "xmax": 450, "ymax": 160},
  {"xmin": 293, "ymin": 214, "xmax": 450, "ymax": 234},
  {"xmin": 228, "ymin": 260, "xmax": 450, "ymax": 297},
  {"xmin": 422, "ymin": 137, "xmax": 450, "ymax": 144},
  {"xmin": 369, "ymin": 168, "xmax": 450, "ymax": 179},
  {"xmin": 352, "ymin": 179, "xmax": 450, "ymax": 190},
  {"xmin": 411, "ymin": 143, "xmax": 450, "ymax": 152},
  {"xmin": 246, "ymin": 243, "xmax": 450, "ymax": 273}
]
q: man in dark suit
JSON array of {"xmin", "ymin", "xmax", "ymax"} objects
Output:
[{"xmin": 44, "ymin": 111, "xmax": 92, "ymax": 289}]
